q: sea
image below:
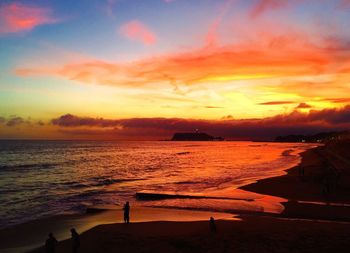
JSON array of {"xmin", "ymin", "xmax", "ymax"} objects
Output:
[{"xmin": 0, "ymin": 140, "xmax": 316, "ymax": 229}]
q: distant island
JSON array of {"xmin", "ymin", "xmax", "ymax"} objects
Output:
[{"xmin": 171, "ymin": 132, "xmax": 224, "ymax": 141}]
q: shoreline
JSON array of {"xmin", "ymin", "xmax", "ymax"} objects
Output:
[{"xmin": 241, "ymin": 140, "xmax": 350, "ymax": 221}]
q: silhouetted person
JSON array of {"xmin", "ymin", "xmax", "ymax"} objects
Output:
[
  {"xmin": 209, "ymin": 217, "xmax": 216, "ymax": 232},
  {"xmin": 123, "ymin": 201, "xmax": 130, "ymax": 224},
  {"xmin": 45, "ymin": 233, "xmax": 58, "ymax": 253},
  {"xmin": 70, "ymin": 228, "xmax": 80, "ymax": 253}
]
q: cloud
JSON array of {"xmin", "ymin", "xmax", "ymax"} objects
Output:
[
  {"xmin": 0, "ymin": 2, "xmax": 57, "ymax": 34},
  {"xmin": 51, "ymin": 114, "xmax": 121, "ymax": 128},
  {"xmin": 14, "ymin": 3, "xmax": 350, "ymax": 116},
  {"xmin": 50, "ymin": 106, "xmax": 350, "ymax": 140},
  {"xmin": 295, "ymin": 103, "xmax": 312, "ymax": 109},
  {"xmin": 250, "ymin": 0, "xmax": 288, "ymax": 18},
  {"xmin": 205, "ymin": 106, "xmax": 225, "ymax": 109},
  {"xmin": 323, "ymin": 98, "xmax": 350, "ymax": 104},
  {"xmin": 6, "ymin": 116, "xmax": 24, "ymax": 127},
  {"xmin": 205, "ymin": 0, "xmax": 235, "ymax": 47},
  {"xmin": 105, "ymin": 0, "xmax": 118, "ymax": 17},
  {"xmin": 221, "ymin": 115, "xmax": 234, "ymax": 120},
  {"xmin": 0, "ymin": 116, "xmax": 39, "ymax": 127},
  {"xmin": 36, "ymin": 120, "xmax": 45, "ymax": 126},
  {"xmin": 340, "ymin": 0, "xmax": 350, "ymax": 8},
  {"xmin": 258, "ymin": 101, "xmax": 294, "ymax": 105},
  {"xmin": 119, "ymin": 20, "xmax": 156, "ymax": 45},
  {"xmin": 16, "ymin": 32, "xmax": 340, "ymax": 87}
]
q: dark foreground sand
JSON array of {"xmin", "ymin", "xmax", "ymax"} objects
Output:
[
  {"xmin": 29, "ymin": 217, "xmax": 350, "ymax": 253},
  {"xmin": 2, "ymin": 139, "xmax": 350, "ymax": 253}
]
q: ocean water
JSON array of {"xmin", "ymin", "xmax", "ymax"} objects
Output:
[{"xmin": 0, "ymin": 140, "xmax": 315, "ymax": 228}]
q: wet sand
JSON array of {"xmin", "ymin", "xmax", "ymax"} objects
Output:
[{"xmin": 3, "ymin": 140, "xmax": 350, "ymax": 252}]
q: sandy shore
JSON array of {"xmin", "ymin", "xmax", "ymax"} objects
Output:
[
  {"xmin": 28, "ymin": 216, "xmax": 350, "ymax": 253},
  {"xmin": 2, "ymin": 140, "xmax": 350, "ymax": 253},
  {"xmin": 241, "ymin": 139, "xmax": 350, "ymax": 220}
]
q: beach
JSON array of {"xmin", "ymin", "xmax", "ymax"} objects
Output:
[
  {"xmin": 2, "ymin": 140, "xmax": 350, "ymax": 252},
  {"xmin": 28, "ymin": 216, "xmax": 350, "ymax": 253}
]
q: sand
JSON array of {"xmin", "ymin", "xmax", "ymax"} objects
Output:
[{"xmin": 28, "ymin": 217, "xmax": 350, "ymax": 253}]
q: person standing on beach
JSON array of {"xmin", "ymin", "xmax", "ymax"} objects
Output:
[
  {"xmin": 70, "ymin": 228, "xmax": 80, "ymax": 253},
  {"xmin": 45, "ymin": 233, "xmax": 58, "ymax": 253},
  {"xmin": 209, "ymin": 217, "xmax": 216, "ymax": 232},
  {"xmin": 123, "ymin": 201, "xmax": 130, "ymax": 224}
]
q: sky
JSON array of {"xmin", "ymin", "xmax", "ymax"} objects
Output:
[{"xmin": 0, "ymin": 0, "xmax": 350, "ymax": 140}]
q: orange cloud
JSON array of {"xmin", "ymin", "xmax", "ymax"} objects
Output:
[
  {"xmin": 16, "ymin": 33, "xmax": 337, "ymax": 87},
  {"xmin": 119, "ymin": 20, "xmax": 156, "ymax": 45},
  {"xmin": 0, "ymin": 2, "xmax": 56, "ymax": 34},
  {"xmin": 15, "ymin": 13, "xmax": 350, "ymax": 114},
  {"xmin": 295, "ymin": 103, "xmax": 312, "ymax": 109},
  {"xmin": 259, "ymin": 101, "xmax": 294, "ymax": 105}
]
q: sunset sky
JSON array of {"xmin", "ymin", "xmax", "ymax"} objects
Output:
[{"xmin": 1, "ymin": 0, "xmax": 350, "ymax": 140}]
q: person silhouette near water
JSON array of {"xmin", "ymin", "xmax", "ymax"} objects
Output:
[
  {"xmin": 45, "ymin": 233, "xmax": 58, "ymax": 253},
  {"xmin": 209, "ymin": 217, "xmax": 216, "ymax": 232},
  {"xmin": 123, "ymin": 201, "xmax": 130, "ymax": 224},
  {"xmin": 70, "ymin": 228, "xmax": 80, "ymax": 253}
]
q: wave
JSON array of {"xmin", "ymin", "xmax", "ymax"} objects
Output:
[
  {"xmin": 51, "ymin": 178, "xmax": 146, "ymax": 189},
  {"xmin": 91, "ymin": 178, "xmax": 145, "ymax": 187},
  {"xmin": 0, "ymin": 162, "xmax": 58, "ymax": 172},
  {"xmin": 281, "ymin": 149, "xmax": 295, "ymax": 156}
]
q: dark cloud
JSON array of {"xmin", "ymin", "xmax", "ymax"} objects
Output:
[
  {"xmin": 295, "ymin": 103, "xmax": 312, "ymax": 109},
  {"xmin": 51, "ymin": 114, "xmax": 121, "ymax": 128},
  {"xmin": 51, "ymin": 106, "xmax": 350, "ymax": 140},
  {"xmin": 221, "ymin": 115, "xmax": 233, "ymax": 120},
  {"xmin": 6, "ymin": 117, "xmax": 24, "ymax": 127},
  {"xmin": 36, "ymin": 120, "xmax": 45, "ymax": 126},
  {"xmin": 0, "ymin": 116, "xmax": 35, "ymax": 127},
  {"xmin": 323, "ymin": 98, "xmax": 350, "ymax": 103},
  {"xmin": 204, "ymin": 106, "xmax": 224, "ymax": 109},
  {"xmin": 258, "ymin": 101, "xmax": 294, "ymax": 105}
]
